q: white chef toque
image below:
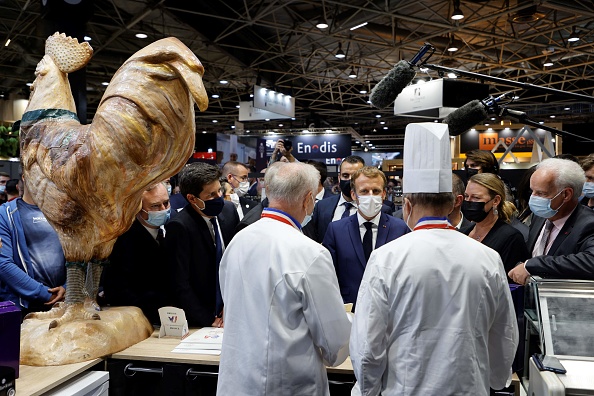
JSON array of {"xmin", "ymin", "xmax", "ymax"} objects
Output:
[{"xmin": 403, "ymin": 123, "xmax": 452, "ymax": 194}]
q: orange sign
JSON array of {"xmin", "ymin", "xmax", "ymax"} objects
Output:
[{"xmin": 479, "ymin": 132, "xmax": 535, "ymax": 151}]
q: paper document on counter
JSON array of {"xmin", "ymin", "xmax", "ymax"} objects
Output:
[{"xmin": 172, "ymin": 327, "xmax": 223, "ymax": 355}]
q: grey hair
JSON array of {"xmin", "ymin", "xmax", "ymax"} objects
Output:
[
  {"xmin": 265, "ymin": 162, "xmax": 319, "ymax": 206},
  {"xmin": 536, "ymin": 158, "xmax": 585, "ymax": 197}
]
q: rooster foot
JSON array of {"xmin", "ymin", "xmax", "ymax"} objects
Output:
[
  {"xmin": 84, "ymin": 298, "xmax": 102, "ymax": 312},
  {"xmin": 48, "ymin": 303, "xmax": 101, "ymax": 330},
  {"xmin": 23, "ymin": 302, "xmax": 67, "ymax": 320}
]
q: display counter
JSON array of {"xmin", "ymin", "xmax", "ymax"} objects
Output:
[{"xmin": 16, "ymin": 358, "xmax": 103, "ymax": 396}]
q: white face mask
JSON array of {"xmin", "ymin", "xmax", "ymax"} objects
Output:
[
  {"xmin": 260, "ymin": 188, "xmax": 266, "ymax": 201},
  {"xmin": 233, "ymin": 178, "xmax": 250, "ymax": 196},
  {"xmin": 229, "ymin": 192, "xmax": 240, "ymax": 206},
  {"xmin": 357, "ymin": 195, "xmax": 383, "ymax": 218}
]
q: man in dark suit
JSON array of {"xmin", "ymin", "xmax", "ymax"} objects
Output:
[
  {"xmin": 448, "ymin": 173, "xmax": 473, "ymax": 229},
  {"xmin": 308, "ymin": 155, "xmax": 368, "ymax": 243},
  {"xmin": 102, "ymin": 182, "xmax": 170, "ymax": 324},
  {"xmin": 222, "ymin": 161, "xmax": 257, "ymax": 220},
  {"xmin": 509, "ymin": 158, "xmax": 594, "ymax": 284},
  {"xmin": 165, "ymin": 162, "xmax": 239, "ymax": 327},
  {"xmin": 323, "ymin": 167, "xmax": 409, "ymax": 305}
]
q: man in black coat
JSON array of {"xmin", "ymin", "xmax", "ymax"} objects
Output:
[
  {"xmin": 165, "ymin": 162, "xmax": 239, "ymax": 327},
  {"xmin": 509, "ymin": 158, "xmax": 594, "ymax": 284},
  {"xmin": 102, "ymin": 182, "xmax": 171, "ymax": 324},
  {"xmin": 221, "ymin": 161, "xmax": 257, "ymax": 220}
]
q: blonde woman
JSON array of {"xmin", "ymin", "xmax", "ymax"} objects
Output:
[{"xmin": 461, "ymin": 173, "xmax": 529, "ymax": 278}]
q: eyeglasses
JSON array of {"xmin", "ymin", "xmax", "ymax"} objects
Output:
[{"xmin": 232, "ymin": 174, "xmax": 248, "ymax": 182}]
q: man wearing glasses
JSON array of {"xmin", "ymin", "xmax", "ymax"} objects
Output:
[{"xmin": 222, "ymin": 161, "xmax": 257, "ymax": 220}]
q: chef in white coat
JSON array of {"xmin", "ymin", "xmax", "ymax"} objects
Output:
[
  {"xmin": 217, "ymin": 161, "xmax": 351, "ymax": 396},
  {"xmin": 350, "ymin": 123, "xmax": 519, "ymax": 396}
]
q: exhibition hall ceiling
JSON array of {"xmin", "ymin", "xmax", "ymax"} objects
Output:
[{"xmin": 1, "ymin": 0, "xmax": 594, "ymax": 150}]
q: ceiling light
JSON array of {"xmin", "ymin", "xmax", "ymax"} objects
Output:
[
  {"xmin": 265, "ymin": 118, "xmax": 270, "ymax": 121},
  {"xmin": 447, "ymin": 73, "xmax": 457, "ymax": 78},
  {"xmin": 212, "ymin": 120, "xmax": 218, "ymax": 123},
  {"xmin": 451, "ymin": 0, "xmax": 464, "ymax": 20},
  {"xmin": 335, "ymin": 43, "xmax": 346, "ymax": 59},
  {"xmin": 350, "ymin": 22, "xmax": 368, "ymax": 31},
  {"xmin": 447, "ymin": 44, "xmax": 458, "ymax": 52},
  {"xmin": 348, "ymin": 67, "xmax": 357, "ymax": 78},
  {"xmin": 102, "ymin": 82, "xmax": 109, "ymax": 86},
  {"xmin": 4, "ymin": 39, "xmax": 11, "ymax": 47},
  {"xmin": 211, "ymin": 94, "xmax": 219, "ymax": 98},
  {"xmin": 568, "ymin": 27, "xmax": 580, "ymax": 42},
  {"xmin": 236, "ymin": 105, "xmax": 241, "ymax": 108},
  {"xmin": 135, "ymin": 33, "xmax": 148, "ymax": 39},
  {"xmin": 83, "ymin": 36, "xmax": 92, "ymax": 42},
  {"xmin": 360, "ymin": 89, "xmax": 368, "ymax": 94},
  {"xmin": 231, "ymin": 125, "xmax": 235, "ymax": 129},
  {"xmin": 564, "ymin": 107, "xmax": 571, "ymax": 111},
  {"xmin": 543, "ymin": 57, "xmax": 553, "ymax": 67},
  {"xmin": 202, "ymin": 131, "xmax": 207, "ymax": 134},
  {"xmin": 383, "ymin": 126, "xmax": 388, "ymax": 130},
  {"xmin": 375, "ymin": 114, "xmax": 381, "ymax": 118},
  {"xmin": 380, "ymin": 121, "xmax": 385, "ymax": 124},
  {"xmin": 26, "ymin": 82, "xmax": 32, "ymax": 87},
  {"xmin": 316, "ymin": 20, "xmax": 329, "ymax": 29},
  {"xmin": 219, "ymin": 80, "xmax": 228, "ymax": 84},
  {"xmin": 550, "ymin": 115, "xmax": 556, "ymax": 118}
]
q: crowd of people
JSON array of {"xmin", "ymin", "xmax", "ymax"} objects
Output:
[{"xmin": 3, "ymin": 125, "xmax": 594, "ymax": 394}]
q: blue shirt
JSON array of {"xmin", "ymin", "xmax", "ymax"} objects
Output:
[{"xmin": 17, "ymin": 200, "xmax": 65, "ymax": 288}]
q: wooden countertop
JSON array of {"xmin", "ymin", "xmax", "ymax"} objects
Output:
[
  {"xmin": 16, "ymin": 359, "xmax": 103, "ymax": 396},
  {"xmin": 110, "ymin": 329, "xmax": 354, "ymax": 374}
]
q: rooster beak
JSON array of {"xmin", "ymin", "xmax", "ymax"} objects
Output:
[{"xmin": 171, "ymin": 60, "xmax": 209, "ymax": 112}]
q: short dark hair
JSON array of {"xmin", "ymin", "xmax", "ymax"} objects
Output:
[
  {"xmin": 404, "ymin": 192, "xmax": 455, "ymax": 214},
  {"xmin": 0, "ymin": 172, "xmax": 9, "ymax": 178},
  {"xmin": 464, "ymin": 150, "xmax": 498, "ymax": 174},
  {"xmin": 452, "ymin": 173, "xmax": 465, "ymax": 197},
  {"xmin": 179, "ymin": 162, "xmax": 221, "ymax": 198},
  {"xmin": 581, "ymin": 154, "xmax": 594, "ymax": 172},
  {"xmin": 339, "ymin": 155, "xmax": 365, "ymax": 172},
  {"xmin": 305, "ymin": 160, "xmax": 327, "ymax": 185},
  {"xmin": 5, "ymin": 179, "xmax": 19, "ymax": 195}
]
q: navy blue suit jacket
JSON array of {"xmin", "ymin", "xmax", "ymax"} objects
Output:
[
  {"xmin": 322, "ymin": 212, "xmax": 409, "ymax": 304},
  {"xmin": 309, "ymin": 194, "xmax": 392, "ymax": 243}
]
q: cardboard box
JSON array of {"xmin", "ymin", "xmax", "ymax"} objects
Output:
[{"xmin": 0, "ymin": 302, "xmax": 20, "ymax": 378}]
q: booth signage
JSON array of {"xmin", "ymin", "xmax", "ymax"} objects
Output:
[
  {"xmin": 253, "ymin": 85, "xmax": 295, "ymax": 118},
  {"xmin": 266, "ymin": 134, "xmax": 351, "ymax": 161},
  {"xmin": 460, "ymin": 128, "xmax": 546, "ymax": 153}
]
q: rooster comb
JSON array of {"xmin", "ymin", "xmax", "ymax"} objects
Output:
[{"xmin": 45, "ymin": 32, "xmax": 93, "ymax": 74}]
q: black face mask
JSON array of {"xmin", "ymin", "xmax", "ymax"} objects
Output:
[
  {"xmin": 466, "ymin": 167, "xmax": 479, "ymax": 180},
  {"xmin": 461, "ymin": 200, "xmax": 490, "ymax": 223},
  {"xmin": 195, "ymin": 196, "xmax": 225, "ymax": 217},
  {"xmin": 339, "ymin": 179, "xmax": 352, "ymax": 198}
]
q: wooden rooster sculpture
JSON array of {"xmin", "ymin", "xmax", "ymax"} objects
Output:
[{"xmin": 20, "ymin": 32, "xmax": 208, "ymax": 329}]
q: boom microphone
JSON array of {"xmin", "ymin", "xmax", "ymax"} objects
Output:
[
  {"xmin": 443, "ymin": 94, "xmax": 508, "ymax": 136},
  {"xmin": 369, "ymin": 43, "xmax": 435, "ymax": 109},
  {"xmin": 369, "ymin": 60, "xmax": 416, "ymax": 109}
]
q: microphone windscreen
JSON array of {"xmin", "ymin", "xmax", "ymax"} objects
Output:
[
  {"xmin": 369, "ymin": 60, "xmax": 416, "ymax": 109},
  {"xmin": 443, "ymin": 100, "xmax": 488, "ymax": 136}
]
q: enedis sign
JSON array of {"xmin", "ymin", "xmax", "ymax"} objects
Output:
[{"xmin": 478, "ymin": 132, "xmax": 536, "ymax": 151}]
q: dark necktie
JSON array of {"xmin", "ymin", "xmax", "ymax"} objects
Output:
[
  {"xmin": 363, "ymin": 222, "xmax": 373, "ymax": 262},
  {"xmin": 341, "ymin": 201, "xmax": 354, "ymax": 219},
  {"xmin": 210, "ymin": 217, "xmax": 224, "ymax": 316},
  {"xmin": 156, "ymin": 228, "xmax": 164, "ymax": 246}
]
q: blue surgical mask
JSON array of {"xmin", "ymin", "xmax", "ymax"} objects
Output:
[
  {"xmin": 583, "ymin": 182, "xmax": 594, "ymax": 198},
  {"xmin": 0, "ymin": 185, "xmax": 5, "ymax": 194},
  {"xmin": 529, "ymin": 190, "xmax": 564, "ymax": 219},
  {"xmin": 301, "ymin": 195, "xmax": 315, "ymax": 228},
  {"xmin": 142, "ymin": 207, "xmax": 170, "ymax": 227}
]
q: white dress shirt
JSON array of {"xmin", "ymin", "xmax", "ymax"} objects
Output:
[{"xmin": 357, "ymin": 211, "xmax": 381, "ymax": 249}]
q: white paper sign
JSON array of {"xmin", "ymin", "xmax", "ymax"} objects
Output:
[{"xmin": 158, "ymin": 306, "xmax": 189, "ymax": 339}]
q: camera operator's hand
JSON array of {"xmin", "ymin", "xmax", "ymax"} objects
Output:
[{"xmin": 274, "ymin": 139, "xmax": 286, "ymax": 155}]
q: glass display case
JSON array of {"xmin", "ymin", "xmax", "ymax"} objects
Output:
[{"xmin": 525, "ymin": 278, "xmax": 594, "ymax": 395}]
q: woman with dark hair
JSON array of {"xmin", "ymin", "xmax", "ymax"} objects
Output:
[{"xmin": 461, "ymin": 173, "xmax": 529, "ymax": 278}]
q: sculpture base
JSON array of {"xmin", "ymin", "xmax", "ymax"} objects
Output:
[{"xmin": 20, "ymin": 306, "xmax": 153, "ymax": 366}]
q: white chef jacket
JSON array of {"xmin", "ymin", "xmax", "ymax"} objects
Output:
[
  {"xmin": 350, "ymin": 222, "xmax": 518, "ymax": 396},
  {"xmin": 217, "ymin": 215, "xmax": 351, "ymax": 396}
]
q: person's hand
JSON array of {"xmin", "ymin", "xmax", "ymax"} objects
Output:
[
  {"xmin": 274, "ymin": 140, "xmax": 286, "ymax": 155},
  {"xmin": 212, "ymin": 313, "xmax": 224, "ymax": 328},
  {"xmin": 508, "ymin": 262, "xmax": 530, "ymax": 285},
  {"xmin": 46, "ymin": 286, "xmax": 66, "ymax": 305}
]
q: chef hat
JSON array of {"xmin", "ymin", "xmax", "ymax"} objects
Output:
[{"xmin": 403, "ymin": 123, "xmax": 452, "ymax": 193}]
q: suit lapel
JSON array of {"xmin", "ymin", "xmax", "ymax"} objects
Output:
[
  {"xmin": 376, "ymin": 213, "xmax": 390, "ymax": 248},
  {"xmin": 348, "ymin": 216, "xmax": 367, "ymax": 268},
  {"xmin": 548, "ymin": 206, "xmax": 580, "ymax": 255},
  {"xmin": 527, "ymin": 216, "xmax": 545, "ymax": 252}
]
